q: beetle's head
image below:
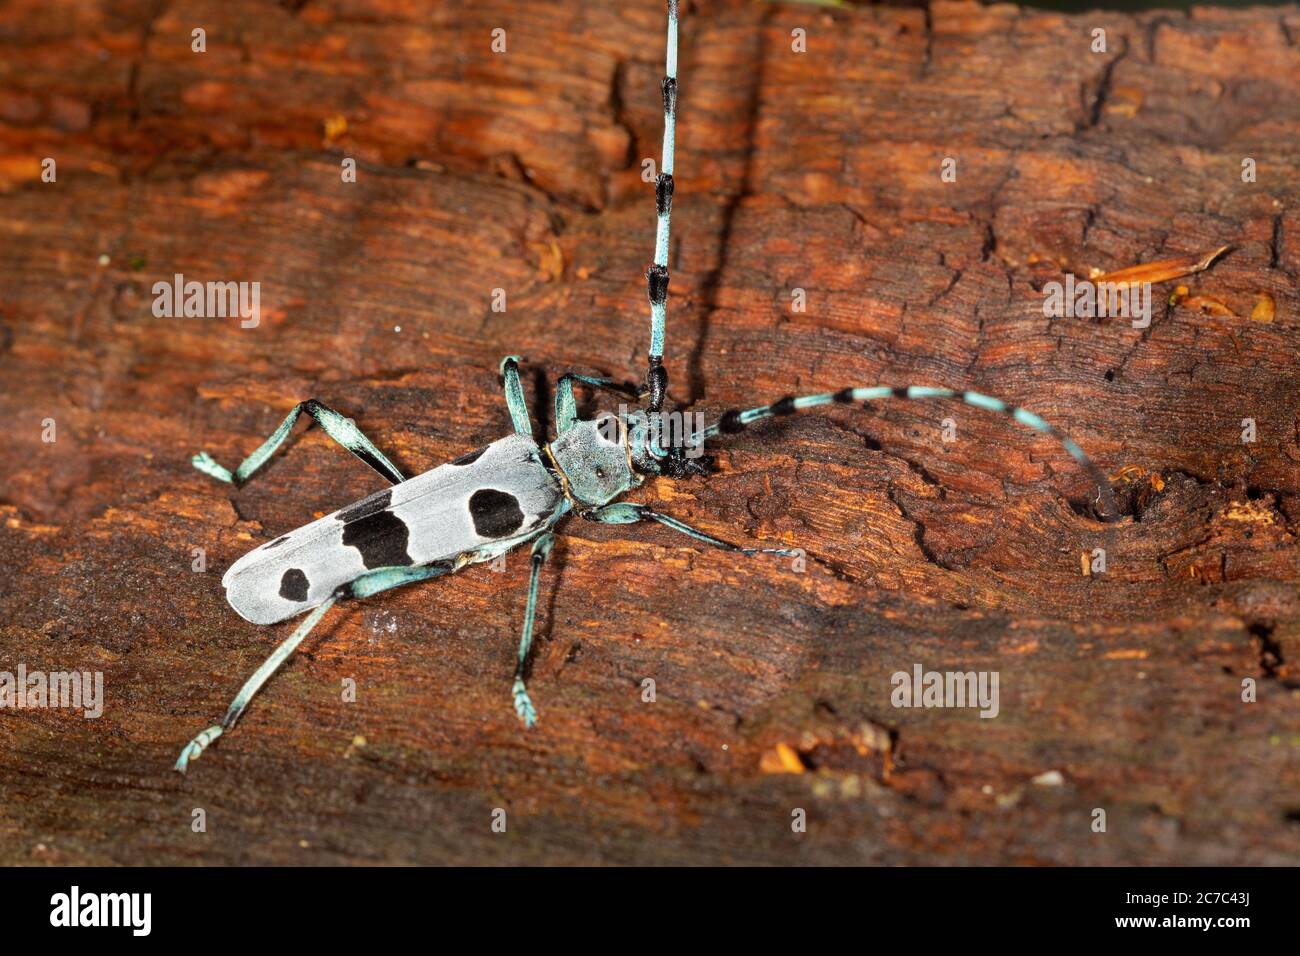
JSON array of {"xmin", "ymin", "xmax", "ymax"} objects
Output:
[
  {"xmin": 548, "ymin": 414, "xmax": 641, "ymax": 507},
  {"xmin": 625, "ymin": 408, "xmax": 716, "ymax": 480}
]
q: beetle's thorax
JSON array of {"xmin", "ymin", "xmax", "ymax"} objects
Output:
[{"xmin": 546, "ymin": 415, "xmax": 642, "ymax": 508}]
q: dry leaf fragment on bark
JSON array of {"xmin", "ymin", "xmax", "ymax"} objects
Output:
[
  {"xmin": 1106, "ymin": 86, "xmax": 1143, "ymax": 117},
  {"xmin": 1250, "ymin": 292, "xmax": 1276, "ymax": 323},
  {"xmin": 323, "ymin": 114, "xmax": 347, "ymax": 143},
  {"xmin": 760, "ymin": 742, "xmax": 806, "ymax": 774},
  {"xmin": 1180, "ymin": 294, "xmax": 1235, "ymax": 317},
  {"xmin": 1169, "ymin": 285, "xmax": 1237, "ymax": 317},
  {"xmin": 530, "ymin": 240, "xmax": 564, "ymax": 281},
  {"xmin": 1090, "ymin": 244, "xmax": 1230, "ymax": 286},
  {"xmin": 1224, "ymin": 500, "xmax": 1277, "ymax": 525},
  {"xmin": 1110, "ymin": 464, "xmax": 1165, "ymax": 491}
]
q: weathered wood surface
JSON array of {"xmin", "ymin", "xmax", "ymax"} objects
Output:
[{"xmin": 1, "ymin": 0, "xmax": 1299, "ymax": 865}]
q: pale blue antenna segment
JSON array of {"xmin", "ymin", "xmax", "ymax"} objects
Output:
[
  {"xmin": 1061, "ymin": 436, "xmax": 1088, "ymax": 464},
  {"xmin": 963, "ymin": 391, "xmax": 1007, "ymax": 413},
  {"xmin": 662, "ymin": 9, "xmax": 677, "ymax": 177},
  {"xmin": 647, "ymin": 0, "xmax": 679, "ymax": 362},
  {"xmin": 1013, "ymin": 406, "xmax": 1050, "ymax": 434},
  {"xmin": 907, "ymin": 386, "xmax": 956, "ymax": 400}
]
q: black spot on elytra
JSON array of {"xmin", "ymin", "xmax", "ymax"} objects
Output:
[
  {"xmin": 338, "ymin": 487, "xmax": 391, "ymax": 523},
  {"xmin": 279, "ymin": 568, "xmax": 310, "ymax": 602},
  {"xmin": 264, "ymin": 535, "xmax": 291, "ymax": 549},
  {"xmin": 451, "ymin": 447, "xmax": 486, "ymax": 466},
  {"xmin": 342, "ymin": 509, "xmax": 413, "ymax": 568},
  {"xmin": 469, "ymin": 488, "xmax": 525, "ymax": 538}
]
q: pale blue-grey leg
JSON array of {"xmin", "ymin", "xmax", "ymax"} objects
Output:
[
  {"xmin": 499, "ymin": 356, "xmax": 534, "ymax": 437},
  {"xmin": 583, "ymin": 503, "xmax": 798, "ymax": 558},
  {"xmin": 174, "ymin": 561, "xmax": 457, "ymax": 773},
  {"xmin": 174, "ymin": 595, "xmax": 338, "ymax": 772},
  {"xmin": 193, "ymin": 398, "xmax": 405, "ymax": 486},
  {"xmin": 554, "ymin": 373, "xmax": 642, "ymax": 435},
  {"xmin": 512, "ymin": 532, "xmax": 555, "ymax": 727}
]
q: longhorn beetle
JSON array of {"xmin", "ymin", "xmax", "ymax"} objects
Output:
[{"xmin": 175, "ymin": 0, "xmax": 1116, "ymax": 771}]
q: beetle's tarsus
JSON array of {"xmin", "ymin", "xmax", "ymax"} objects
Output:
[
  {"xmin": 744, "ymin": 547, "xmax": 801, "ymax": 559},
  {"xmin": 512, "ymin": 680, "xmax": 539, "ymax": 728},
  {"xmin": 192, "ymin": 451, "xmax": 234, "ymax": 483},
  {"xmin": 174, "ymin": 724, "xmax": 224, "ymax": 773}
]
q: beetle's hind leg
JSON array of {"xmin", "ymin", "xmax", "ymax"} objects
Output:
[
  {"xmin": 193, "ymin": 399, "xmax": 406, "ymax": 486},
  {"xmin": 174, "ymin": 562, "xmax": 457, "ymax": 773},
  {"xmin": 174, "ymin": 595, "xmax": 339, "ymax": 772},
  {"xmin": 511, "ymin": 532, "xmax": 556, "ymax": 727}
]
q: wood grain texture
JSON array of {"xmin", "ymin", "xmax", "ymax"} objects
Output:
[{"xmin": 1, "ymin": 0, "xmax": 1299, "ymax": 865}]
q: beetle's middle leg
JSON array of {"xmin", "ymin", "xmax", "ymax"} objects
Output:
[
  {"xmin": 582, "ymin": 503, "xmax": 798, "ymax": 558},
  {"xmin": 511, "ymin": 531, "xmax": 555, "ymax": 727},
  {"xmin": 174, "ymin": 560, "xmax": 457, "ymax": 773}
]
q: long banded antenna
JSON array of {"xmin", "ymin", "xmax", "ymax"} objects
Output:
[
  {"xmin": 690, "ymin": 385, "xmax": 1119, "ymax": 521},
  {"xmin": 645, "ymin": 0, "xmax": 679, "ymax": 413}
]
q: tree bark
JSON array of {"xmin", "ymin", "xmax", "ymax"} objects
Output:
[{"xmin": 1, "ymin": 0, "xmax": 1298, "ymax": 864}]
